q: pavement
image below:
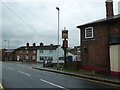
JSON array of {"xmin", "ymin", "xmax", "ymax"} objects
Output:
[{"xmin": 32, "ymin": 66, "xmax": 120, "ymax": 86}]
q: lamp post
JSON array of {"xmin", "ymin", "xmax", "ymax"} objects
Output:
[
  {"xmin": 4, "ymin": 40, "xmax": 9, "ymax": 50},
  {"xmin": 56, "ymin": 7, "xmax": 60, "ymax": 69},
  {"xmin": 4, "ymin": 40, "xmax": 10, "ymax": 60}
]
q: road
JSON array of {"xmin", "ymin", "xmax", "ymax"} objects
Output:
[{"xmin": 1, "ymin": 61, "xmax": 120, "ymax": 89}]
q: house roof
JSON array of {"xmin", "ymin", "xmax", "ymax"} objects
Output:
[
  {"xmin": 15, "ymin": 45, "xmax": 60, "ymax": 50},
  {"xmin": 77, "ymin": 14, "xmax": 120, "ymax": 28},
  {"xmin": 68, "ymin": 48, "xmax": 78, "ymax": 55},
  {"xmin": 5, "ymin": 49, "xmax": 15, "ymax": 53}
]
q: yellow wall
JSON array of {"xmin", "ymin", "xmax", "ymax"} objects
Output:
[{"xmin": 110, "ymin": 45, "xmax": 120, "ymax": 72}]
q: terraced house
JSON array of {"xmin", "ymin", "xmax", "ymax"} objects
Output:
[{"xmin": 14, "ymin": 43, "xmax": 37, "ymax": 61}]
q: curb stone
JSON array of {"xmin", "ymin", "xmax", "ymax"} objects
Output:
[{"xmin": 32, "ymin": 67, "xmax": 120, "ymax": 86}]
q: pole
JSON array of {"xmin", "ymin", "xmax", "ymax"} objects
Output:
[
  {"xmin": 64, "ymin": 39, "xmax": 67, "ymax": 68},
  {"xmin": 56, "ymin": 7, "xmax": 60, "ymax": 69},
  {"xmin": 8, "ymin": 40, "xmax": 9, "ymax": 61},
  {"xmin": 4, "ymin": 40, "xmax": 9, "ymax": 60}
]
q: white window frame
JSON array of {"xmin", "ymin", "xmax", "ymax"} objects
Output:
[{"xmin": 85, "ymin": 27, "xmax": 94, "ymax": 38}]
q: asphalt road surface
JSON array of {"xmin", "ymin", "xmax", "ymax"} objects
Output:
[{"xmin": 1, "ymin": 61, "xmax": 120, "ymax": 89}]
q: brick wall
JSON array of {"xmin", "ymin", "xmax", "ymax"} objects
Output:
[
  {"xmin": 80, "ymin": 20, "xmax": 120, "ymax": 71},
  {"xmin": 15, "ymin": 49, "xmax": 36, "ymax": 61}
]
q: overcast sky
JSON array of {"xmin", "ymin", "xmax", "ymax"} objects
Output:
[{"xmin": 0, "ymin": 0, "xmax": 120, "ymax": 49}]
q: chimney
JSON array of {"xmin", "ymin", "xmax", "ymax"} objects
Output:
[
  {"xmin": 106, "ymin": 0, "xmax": 114, "ymax": 18},
  {"xmin": 26, "ymin": 43, "xmax": 29, "ymax": 47},
  {"xmin": 40, "ymin": 42, "xmax": 43, "ymax": 46},
  {"xmin": 50, "ymin": 44, "xmax": 53, "ymax": 46},
  {"xmin": 33, "ymin": 43, "xmax": 36, "ymax": 46}
]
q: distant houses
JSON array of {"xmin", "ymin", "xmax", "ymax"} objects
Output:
[
  {"xmin": 77, "ymin": 0, "xmax": 120, "ymax": 77},
  {"xmin": 13, "ymin": 42, "xmax": 64, "ymax": 63}
]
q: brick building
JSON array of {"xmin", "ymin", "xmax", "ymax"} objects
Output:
[
  {"xmin": 77, "ymin": 0, "xmax": 120, "ymax": 75},
  {"xmin": 15, "ymin": 43, "xmax": 37, "ymax": 61}
]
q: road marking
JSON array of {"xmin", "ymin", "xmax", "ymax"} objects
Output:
[
  {"xmin": 18, "ymin": 71, "xmax": 31, "ymax": 77},
  {"xmin": 40, "ymin": 79, "xmax": 69, "ymax": 90},
  {"xmin": 0, "ymin": 83, "xmax": 4, "ymax": 90},
  {"xmin": 8, "ymin": 67, "xmax": 15, "ymax": 70},
  {"xmin": 39, "ymin": 70, "xmax": 120, "ymax": 87}
]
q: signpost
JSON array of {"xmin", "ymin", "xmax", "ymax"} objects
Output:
[{"xmin": 62, "ymin": 28, "xmax": 68, "ymax": 68}]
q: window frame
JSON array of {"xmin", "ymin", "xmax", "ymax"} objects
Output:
[{"xmin": 85, "ymin": 27, "xmax": 94, "ymax": 39}]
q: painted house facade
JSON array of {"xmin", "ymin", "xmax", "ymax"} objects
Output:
[
  {"xmin": 77, "ymin": 0, "xmax": 120, "ymax": 76},
  {"xmin": 37, "ymin": 43, "xmax": 64, "ymax": 62}
]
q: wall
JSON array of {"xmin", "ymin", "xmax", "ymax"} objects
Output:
[
  {"xmin": 15, "ymin": 49, "xmax": 36, "ymax": 61},
  {"xmin": 80, "ymin": 19, "xmax": 120, "ymax": 71},
  {"xmin": 37, "ymin": 46, "xmax": 64, "ymax": 62}
]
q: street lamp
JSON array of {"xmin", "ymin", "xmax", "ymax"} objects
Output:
[
  {"xmin": 4, "ymin": 40, "xmax": 9, "ymax": 50},
  {"xmin": 56, "ymin": 7, "xmax": 60, "ymax": 69},
  {"xmin": 4, "ymin": 40, "xmax": 10, "ymax": 60}
]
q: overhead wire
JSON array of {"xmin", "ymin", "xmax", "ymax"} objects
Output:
[{"xmin": 2, "ymin": 2, "xmax": 46, "ymax": 40}]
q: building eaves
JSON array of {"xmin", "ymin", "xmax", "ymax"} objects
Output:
[
  {"xmin": 15, "ymin": 45, "xmax": 60, "ymax": 50},
  {"xmin": 77, "ymin": 14, "xmax": 120, "ymax": 28},
  {"xmin": 38, "ymin": 45, "xmax": 59, "ymax": 50}
]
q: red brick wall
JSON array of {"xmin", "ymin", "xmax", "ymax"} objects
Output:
[
  {"xmin": 15, "ymin": 49, "xmax": 36, "ymax": 61},
  {"xmin": 80, "ymin": 20, "xmax": 120, "ymax": 71}
]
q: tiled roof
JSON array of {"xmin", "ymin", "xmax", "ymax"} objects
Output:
[
  {"xmin": 77, "ymin": 14, "xmax": 120, "ymax": 28},
  {"xmin": 15, "ymin": 45, "xmax": 60, "ymax": 50}
]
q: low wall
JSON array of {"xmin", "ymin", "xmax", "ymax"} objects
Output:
[{"xmin": 66, "ymin": 61, "xmax": 82, "ymax": 69}]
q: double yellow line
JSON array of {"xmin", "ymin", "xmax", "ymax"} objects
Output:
[{"xmin": 0, "ymin": 83, "xmax": 4, "ymax": 90}]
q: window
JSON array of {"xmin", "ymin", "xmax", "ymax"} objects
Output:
[
  {"xmin": 49, "ymin": 50, "xmax": 53, "ymax": 53},
  {"xmin": 33, "ymin": 56, "xmax": 36, "ymax": 60},
  {"xmin": 26, "ymin": 56, "xmax": 28, "ymax": 59},
  {"xmin": 50, "ymin": 57, "xmax": 53, "ymax": 60},
  {"xmin": 20, "ymin": 50, "xmax": 22, "ymax": 54},
  {"xmin": 24, "ymin": 56, "xmax": 28, "ymax": 60},
  {"xmin": 33, "ymin": 50, "xmax": 36, "ymax": 54},
  {"xmin": 26, "ymin": 50, "xmax": 28, "ymax": 54},
  {"xmin": 85, "ymin": 27, "xmax": 93, "ymax": 38},
  {"xmin": 39, "ymin": 56, "xmax": 44, "ymax": 60},
  {"xmin": 39, "ymin": 50, "xmax": 43, "ymax": 54}
]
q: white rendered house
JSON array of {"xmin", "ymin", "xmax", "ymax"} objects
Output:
[{"xmin": 36, "ymin": 44, "xmax": 64, "ymax": 62}]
